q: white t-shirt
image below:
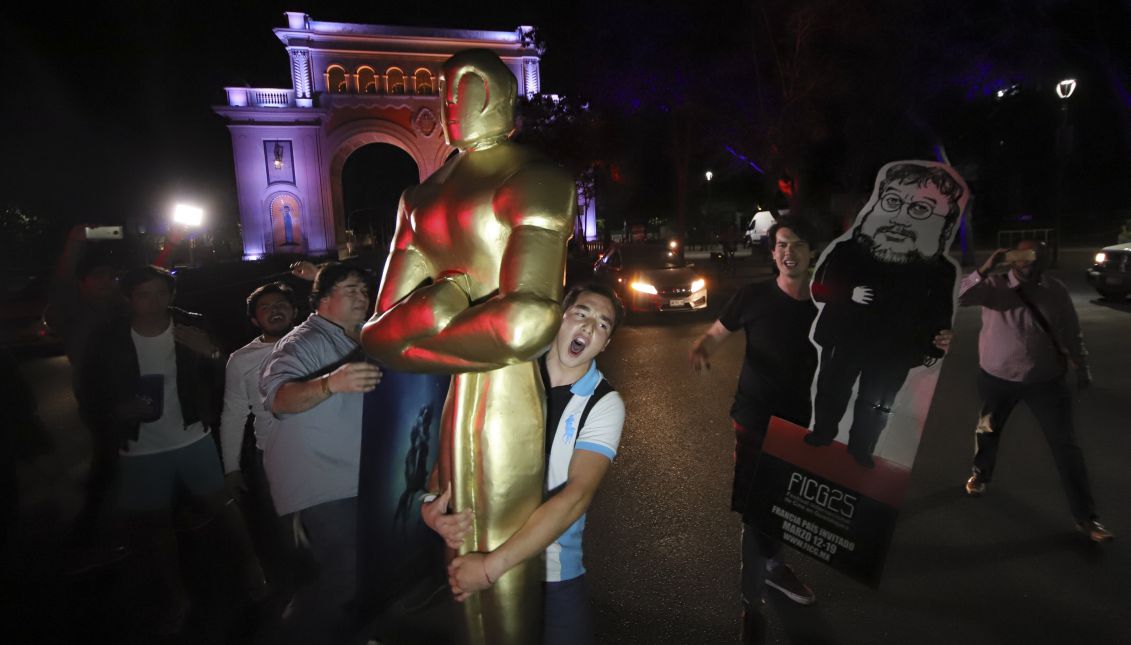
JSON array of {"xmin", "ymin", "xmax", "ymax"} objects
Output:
[
  {"xmin": 219, "ymin": 338, "xmax": 276, "ymax": 473},
  {"xmin": 127, "ymin": 322, "xmax": 208, "ymax": 456}
]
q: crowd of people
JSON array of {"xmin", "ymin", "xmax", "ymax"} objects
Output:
[
  {"xmin": 31, "ymin": 242, "xmax": 629, "ymax": 644},
  {"xmin": 17, "ymin": 206, "xmax": 1113, "ymax": 645}
]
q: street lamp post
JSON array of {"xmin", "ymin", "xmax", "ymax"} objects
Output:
[
  {"xmin": 173, "ymin": 203, "xmax": 204, "ymax": 266},
  {"xmin": 704, "ymin": 170, "xmax": 714, "ymax": 219},
  {"xmin": 1053, "ymin": 78, "xmax": 1076, "ymax": 268}
]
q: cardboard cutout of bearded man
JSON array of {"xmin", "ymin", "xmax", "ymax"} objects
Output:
[{"xmin": 804, "ymin": 161, "xmax": 970, "ymax": 468}]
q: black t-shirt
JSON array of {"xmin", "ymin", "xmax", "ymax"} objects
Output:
[
  {"xmin": 717, "ymin": 279, "xmax": 818, "ymax": 428},
  {"xmin": 540, "ymin": 355, "xmax": 574, "ymax": 459}
]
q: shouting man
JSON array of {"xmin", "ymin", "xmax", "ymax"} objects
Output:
[{"xmin": 431, "ymin": 284, "xmax": 626, "ymax": 645}]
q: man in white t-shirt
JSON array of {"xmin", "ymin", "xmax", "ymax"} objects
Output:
[
  {"xmin": 80, "ymin": 266, "xmax": 266, "ymax": 635},
  {"xmin": 431, "ymin": 283, "xmax": 626, "ymax": 645},
  {"xmin": 218, "ymin": 282, "xmax": 305, "ymax": 596},
  {"xmin": 219, "ymin": 282, "xmax": 298, "ymax": 494}
]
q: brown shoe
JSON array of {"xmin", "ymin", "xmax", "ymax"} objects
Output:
[
  {"xmin": 1076, "ymin": 519, "xmax": 1114, "ymax": 543},
  {"xmin": 964, "ymin": 474, "xmax": 986, "ymax": 497}
]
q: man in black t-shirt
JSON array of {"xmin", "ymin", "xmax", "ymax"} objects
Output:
[{"xmin": 689, "ymin": 216, "xmax": 818, "ymax": 643}]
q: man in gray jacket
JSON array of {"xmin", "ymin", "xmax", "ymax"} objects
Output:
[{"xmin": 260, "ymin": 262, "xmax": 382, "ymax": 643}]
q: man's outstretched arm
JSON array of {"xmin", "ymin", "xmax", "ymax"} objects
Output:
[
  {"xmin": 447, "ymin": 449, "xmax": 612, "ymax": 601},
  {"xmin": 689, "ymin": 320, "xmax": 734, "ymax": 372}
]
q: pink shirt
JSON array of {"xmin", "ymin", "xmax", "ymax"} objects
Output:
[{"xmin": 958, "ymin": 270, "xmax": 1088, "ymax": 383}]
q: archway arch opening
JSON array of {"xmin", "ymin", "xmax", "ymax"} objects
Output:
[
  {"xmin": 327, "ymin": 64, "xmax": 348, "ymax": 93},
  {"xmin": 341, "ymin": 143, "xmax": 419, "ymax": 252}
]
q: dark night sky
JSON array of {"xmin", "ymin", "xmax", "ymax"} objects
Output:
[
  {"xmin": 4, "ymin": 1, "xmax": 1131, "ymax": 247},
  {"xmin": 0, "ymin": 1, "xmax": 614, "ymax": 230}
]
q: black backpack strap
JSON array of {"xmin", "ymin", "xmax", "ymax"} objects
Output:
[
  {"xmin": 1014, "ymin": 284, "xmax": 1069, "ymax": 359},
  {"xmin": 578, "ymin": 379, "xmax": 615, "ymax": 431}
]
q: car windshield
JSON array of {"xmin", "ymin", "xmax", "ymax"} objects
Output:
[{"xmin": 620, "ymin": 244, "xmax": 686, "ymax": 269}]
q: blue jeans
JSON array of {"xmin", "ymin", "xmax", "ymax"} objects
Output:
[
  {"xmin": 544, "ymin": 575, "xmax": 594, "ymax": 645},
  {"xmin": 274, "ymin": 496, "xmax": 361, "ymax": 645},
  {"xmin": 741, "ymin": 523, "xmax": 782, "ymax": 606}
]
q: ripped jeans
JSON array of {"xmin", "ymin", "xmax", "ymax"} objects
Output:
[{"xmin": 972, "ymin": 370, "xmax": 1096, "ymax": 523}]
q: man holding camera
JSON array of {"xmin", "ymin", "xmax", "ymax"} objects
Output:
[{"xmin": 958, "ymin": 239, "xmax": 1112, "ymax": 543}]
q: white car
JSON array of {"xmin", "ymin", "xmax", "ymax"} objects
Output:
[
  {"xmin": 745, "ymin": 209, "xmax": 786, "ymax": 247},
  {"xmin": 1086, "ymin": 242, "xmax": 1131, "ymax": 299}
]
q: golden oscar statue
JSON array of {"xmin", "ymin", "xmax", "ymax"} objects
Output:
[{"xmin": 361, "ymin": 49, "xmax": 575, "ymax": 644}]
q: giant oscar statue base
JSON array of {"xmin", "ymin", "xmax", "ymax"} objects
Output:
[{"xmin": 362, "ymin": 49, "xmax": 576, "ymax": 645}]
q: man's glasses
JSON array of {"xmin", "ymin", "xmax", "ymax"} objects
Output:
[{"xmin": 879, "ymin": 193, "xmax": 946, "ymax": 220}]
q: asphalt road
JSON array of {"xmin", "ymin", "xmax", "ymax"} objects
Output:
[
  {"xmin": 584, "ymin": 261, "xmax": 1131, "ymax": 644},
  {"xmin": 8, "ymin": 253, "xmax": 1131, "ymax": 644}
]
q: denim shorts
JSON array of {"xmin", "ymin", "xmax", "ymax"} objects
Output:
[{"xmin": 115, "ymin": 434, "xmax": 224, "ymax": 512}]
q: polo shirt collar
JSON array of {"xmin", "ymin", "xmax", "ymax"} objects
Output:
[{"xmin": 570, "ymin": 361, "xmax": 601, "ymax": 396}]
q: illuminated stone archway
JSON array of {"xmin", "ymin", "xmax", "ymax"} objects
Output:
[
  {"xmin": 214, "ymin": 13, "xmax": 543, "ymax": 258},
  {"xmin": 327, "ymin": 119, "xmax": 440, "ymax": 248}
]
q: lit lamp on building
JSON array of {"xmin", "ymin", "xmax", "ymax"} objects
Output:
[
  {"xmin": 173, "ymin": 203, "xmax": 204, "ymax": 266},
  {"xmin": 273, "ymin": 142, "xmax": 285, "ymax": 170}
]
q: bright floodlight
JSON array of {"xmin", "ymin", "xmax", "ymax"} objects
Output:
[
  {"xmin": 1056, "ymin": 79, "xmax": 1077, "ymax": 99},
  {"xmin": 705, "ymin": 170, "xmax": 714, "ymax": 181},
  {"xmin": 173, "ymin": 203, "xmax": 204, "ymax": 227}
]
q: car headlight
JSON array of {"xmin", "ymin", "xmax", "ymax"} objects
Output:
[
  {"xmin": 690, "ymin": 278, "xmax": 705, "ymax": 293},
  {"xmin": 631, "ymin": 281, "xmax": 658, "ymax": 295},
  {"xmin": 1095, "ymin": 252, "xmax": 1107, "ymax": 264}
]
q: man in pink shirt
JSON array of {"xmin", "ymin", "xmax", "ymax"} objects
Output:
[{"xmin": 958, "ymin": 240, "xmax": 1112, "ymax": 543}]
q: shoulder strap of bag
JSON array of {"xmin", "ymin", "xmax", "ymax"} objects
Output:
[
  {"xmin": 578, "ymin": 379, "xmax": 615, "ymax": 431},
  {"xmin": 1014, "ymin": 284, "xmax": 1069, "ymax": 358}
]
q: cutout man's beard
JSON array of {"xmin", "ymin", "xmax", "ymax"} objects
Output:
[{"xmin": 856, "ymin": 228, "xmax": 924, "ymax": 264}]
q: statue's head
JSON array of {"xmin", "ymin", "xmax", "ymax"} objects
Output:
[{"xmin": 439, "ymin": 49, "xmax": 517, "ymax": 150}]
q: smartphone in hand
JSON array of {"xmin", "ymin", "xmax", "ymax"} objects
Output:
[
  {"xmin": 137, "ymin": 374, "xmax": 165, "ymax": 423},
  {"xmin": 1004, "ymin": 248, "xmax": 1037, "ymax": 263}
]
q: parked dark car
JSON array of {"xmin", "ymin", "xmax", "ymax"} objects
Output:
[
  {"xmin": 0, "ymin": 274, "xmax": 59, "ymax": 351},
  {"xmin": 593, "ymin": 241, "xmax": 707, "ymax": 312},
  {"xmin": 1086, "ymin": 242, "xmax": 1131, "ymax": 299}
]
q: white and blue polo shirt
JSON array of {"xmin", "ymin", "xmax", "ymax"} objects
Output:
[{"xmin": 544, "ymin": 360, "xmax": 625, "ymax": 582}]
